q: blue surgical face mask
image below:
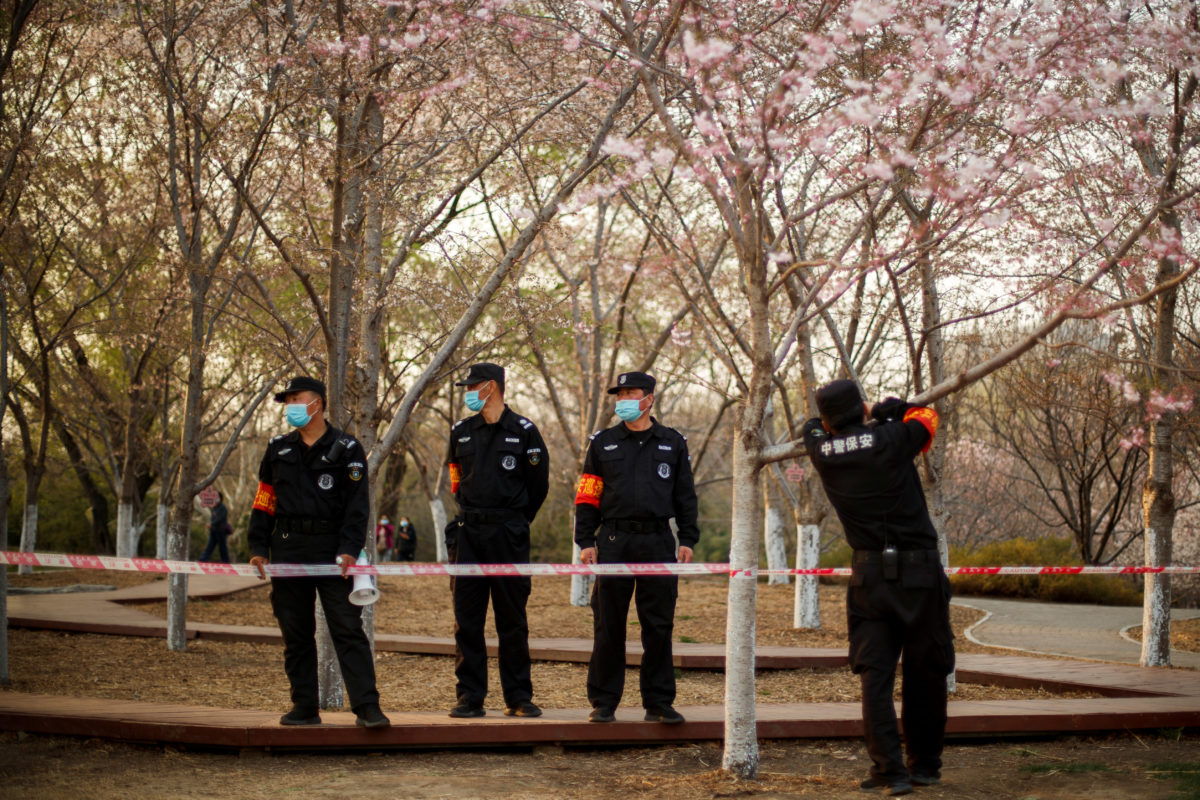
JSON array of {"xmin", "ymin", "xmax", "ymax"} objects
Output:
[
  {"xmin": 464, "ymin": 383, "xmax": 492, "ymax": 413},
  {"xmin": 285, "ymin": 399, "xmax": 315, "ymax": 428},
  {"xmin": 615, "ymin": 397, "xmax": 645, "ymax": 423}
]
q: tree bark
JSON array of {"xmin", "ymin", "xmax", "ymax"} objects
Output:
[
  {"xmin": 722, "ymin": 425, "xmax": 760, "ymax": 778},
  {"xmin": 793, "ymin": 523, "xmax": 820, "ymax": 629}
]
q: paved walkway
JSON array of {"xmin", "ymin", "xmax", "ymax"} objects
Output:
[{"xmin": 953, "ymin": 596, "xmax": 1200, "ymax": 668}]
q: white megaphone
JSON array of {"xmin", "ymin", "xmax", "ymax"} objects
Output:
[{"xmin": 347, "ymin": 549, "xmax": 380, "ymax": 606}]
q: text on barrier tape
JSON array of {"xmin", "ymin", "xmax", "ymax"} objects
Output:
[{"xmin": 3, "ymin": 551, "xmax": 1200, "ymax": 578}]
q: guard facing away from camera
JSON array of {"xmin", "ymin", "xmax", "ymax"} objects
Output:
[
  {"xmin": 247, "ymin": 375, "xmax": 389, "ymax": 730},
  {"xmin": 802, "ymin": 379, "xmax": 954, "ymax": 797}
]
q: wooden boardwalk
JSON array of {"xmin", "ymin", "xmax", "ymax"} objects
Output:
[{"xmin": 4, "ymin": 576, "xmax": 1200, "ymax": 750}]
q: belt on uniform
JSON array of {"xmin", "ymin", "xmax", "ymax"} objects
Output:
[
  {"xmin": 460, "ymin": 508, "xmax": 522, "ymax": 525},
  {"xmin": 604, "ymin": 518, "xmax": 668, "ymax": 534},
  {"xmin": 852, "ymin": 548, "xmax": 940, "ymax": 565},
  {"xmin": 275, "ymin": 517, "xmax": 336, "ymax": 535}
]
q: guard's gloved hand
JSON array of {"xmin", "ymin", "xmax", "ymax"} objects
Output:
[{"xmin": 871, "ymin": 397, "xmax": 912, "ymax": 423}]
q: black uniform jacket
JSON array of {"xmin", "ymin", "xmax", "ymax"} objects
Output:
[
  {"xmin": 573, "ymin": 418, "xmax": 700, "ymax": 551},
  {"xmin": 446, "ymin": 406, "xmax": 549, "ymax": 522},
  {"xmin": 802, "ymin": 406, "xmax": 939, "ymax": 552},
  {"xmin": 248, "ymin": 425, "xmax": 369, "ymax": 562}
]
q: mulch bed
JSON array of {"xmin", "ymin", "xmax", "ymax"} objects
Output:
[{"xmin": 2, "ymin": 572, "xmax": 1102, "ymax": 711}]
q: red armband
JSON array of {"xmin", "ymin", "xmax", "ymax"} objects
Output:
[
  {"xmin": 252, "ymin": 482, "xmax": 276, "ymax": 515},
  {"xmin": 575, "ymin": 473, "xmax": 604, "ymax": 507},
  {"xmin": 902, "ymin": 407, "xmax": 939, "ymax": 452},
  {"xmin": 448, "ymin": 463, "xmax": 462, "ymax": 494}
]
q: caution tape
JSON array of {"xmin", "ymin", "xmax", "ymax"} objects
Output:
[{"xmin": 3, "ymin": 551, "xmax": 1199, "ymax": 578}]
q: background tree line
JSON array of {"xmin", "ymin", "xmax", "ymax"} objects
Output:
[{"xmin": 3, "ymin": 0, "xmax": 1199, "ymax": 778}]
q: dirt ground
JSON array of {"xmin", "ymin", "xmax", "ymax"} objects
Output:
[
  {"xmin": 1, "ymin": 730, "xmax": 1198, "ymax": 800},
  {"xmin": 3, "ymin": 575, "xmax": 1099, "ymax": 712},
  {"xmin": 3, "ymin": 570, "xmax": 1199, "ymax": 799}
]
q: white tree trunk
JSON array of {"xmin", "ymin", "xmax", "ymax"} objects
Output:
[
  {"xmin": 430, "ymin": 497, "xmax": 448, "ymax": 563},
  {"xmin": 156, "ymin": 502, "xmax": 169, "ymax": 559},
  {"xmin": 165, "ymin": 513, "xmax": 191, "ymax": 651},
  {"xmin": 18, "ymin": 504, "xmax": 36, "ymax": 576},
  {"xmin": 722, "ymin": 435, "xmax": 760, "ymax": 778},
  {"xmin": 793, "ymin": 523, "xmax": 820, "ymax": 629},
  {"xmin": 116, "ymin": 501, "xmax": 136, "ymax": 558},
  {"xmin": 763, "ymin": 500, "xmax": 789, "ymax": 586},
  {"xmin": 317, "ymin": 601, "xmax": 345, "ymax": 709},
  {"xmin": 1141, "ymin": 525, "xmax": 1171, "ymax": 667},
  {"xmin": 762, "ymin": 400, "xmax": 788, "ymax": 585},
  {"xmin": 571, "ymin": 543, "xmax": 593, "ymax": 607}
]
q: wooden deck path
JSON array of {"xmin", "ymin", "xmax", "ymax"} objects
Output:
[
  {"xmin": 5, "ymin": 576, "xmax": 1200, "ymax": 749},
  {"xmin": 6, "ymin": 577, "xmax": 848, "ymax": 668}
]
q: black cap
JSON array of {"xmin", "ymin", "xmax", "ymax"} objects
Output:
[
  {"xmin": 455, "ymin": 362, "xmax": 505, "ymax": 390},
  {"xmin": 815, "ymin": 379, "xmax": 863, "ymax": 428},
  {"xmin": 274, "ymin": 376, "xmax": 327, "ymax": 404},
  {"xmin": 607, "ymin": 371, "xmax": 656, "ymax": 395}
]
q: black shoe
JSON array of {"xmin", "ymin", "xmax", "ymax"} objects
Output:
[
  {"xmin": 859, "ymin": 777, "xmax": 913, "ymax": 796},
  {"xmin": 279, "ymin": 707, "xmax": 321, "ymax": 726},
  {"xmin": 588, "ymin": 706, "xmax": 615, "ymax": 723},
  {"xmin": 643, "ymin": 705, "xmax": 685, "ymax": 724},
  {"xmin": 354, "ymin": 703, "xmax": 391, "ymax": 728},
  {"xmin": 910, "ymin": 774, "xmax": 940, "ymax": 786},
  {"xmin": 448, "ymin": 703, "xmax": 485, "ymax": 718},
  {"xmin": 504, "ymin": 701, "xmax": 543, "ymax": 717}
]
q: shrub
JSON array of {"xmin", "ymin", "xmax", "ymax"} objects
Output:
[{"xmin": 950, "ymin": 536, "xmax": 1142, "ymax": 606}]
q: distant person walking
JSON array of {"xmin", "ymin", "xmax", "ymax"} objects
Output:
[
  {"xmin": 376, "ymin": 516, "xmax": 395, "ymax": 562},
  {"xmin": 395, "ymin": 516, "xmax": 418, "ymax": 561},
  {"xmin": 199, "ymin": 492, "xmax": 232, "ymax": 563}
]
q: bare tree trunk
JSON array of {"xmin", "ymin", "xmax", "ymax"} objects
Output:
[
  {"xmin": 316, "ymin": 602, "xmax": 345, "ymax": 709},
  {"xmin": 722, "ymin": 424, "xmax": 760, "ymax": 778},
  {"xmin": 1141, "ymin": 219, "xmax": 1180, "ymax": 667},
  {"xmin": 793, "ymin": 523, "xmax": 820, "ymax": 629},
  {"xmin": 156, "ymin": 502, "xmax": 170, "ymax": 559},
  {"xmin": 763, "ymin": 496, "xmax": 788, "ymax": 586},
  {"xmin": 17, "ymin": 501, "xmax": 36, "ymax": 576},
  {"xmin": 571, "ymin": 497, "xmax": 593, "ymax": 606},
  {"xmin": 762, "ymin": 401, "xmax": 789, "ymax": 585},
  {"xmin": 431, "ymin": 497, "xmax": 448, "ymax": 563}
]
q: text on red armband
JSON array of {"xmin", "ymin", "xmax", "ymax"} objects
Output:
[
  {"xmin": 448, "ymin": 463, "xmax": 462, "ymax": 494},
  {"xmin": 575, "ymin": 473, "xmax": 604, "ymax": 507},
  {"xmin": 252, "ymin": 482, "xmax": 276, "ymax": 515}
]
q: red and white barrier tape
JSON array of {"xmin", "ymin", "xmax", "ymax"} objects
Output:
[{"xmin": 3, "ymin": 551, "xmax": 1199, "ymax": 579}]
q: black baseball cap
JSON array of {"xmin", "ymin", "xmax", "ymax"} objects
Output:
[
  {"xmin": 607, "ymin": 371, "xmax": 656, "ymax": 394},
  {"xmin": 455, "ymin": 362, "xmax": 505, "ymax": 391},
  {"xmin": 274, "ymin": 376, "xmax": 327, "ymax": 404},
  {"xmin": 815, "ymin": 379, "xmax": 863, "ymax": 427}
]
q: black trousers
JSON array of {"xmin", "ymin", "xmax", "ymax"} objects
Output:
[
  {"xmin": 587, "ymin": 527, "xmax": 679, "ymax": 710},
  {"xmin": 448, "ymin": 515, "xmax": 533, "ymax": 708},
  {"xmin": 270, "ymin": 575, "xmax": 380, "ymax": 712},
  {"xmin": 847, "ymin": 561, "xmax": 955, "ymax": 782}
]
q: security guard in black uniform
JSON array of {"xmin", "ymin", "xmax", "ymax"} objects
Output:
[
  {"xmin": 803, "ymin": 379, "xmax": 953, "ymax": 796},
  {"xmin": 445, "ymin": 363, "xmax": 549, "ymax": 718},
  {"xmin": 575, "ymin": 371, "xmax": 699, "ymax": 725},
  {"xmin": 247, "ymin": 376, "xmax": 389, "ymax": 729}
]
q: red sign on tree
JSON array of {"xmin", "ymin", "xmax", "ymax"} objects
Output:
[{"xmin": 198, "ymin": 487, "xmax": 219, "ymax": 509}]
